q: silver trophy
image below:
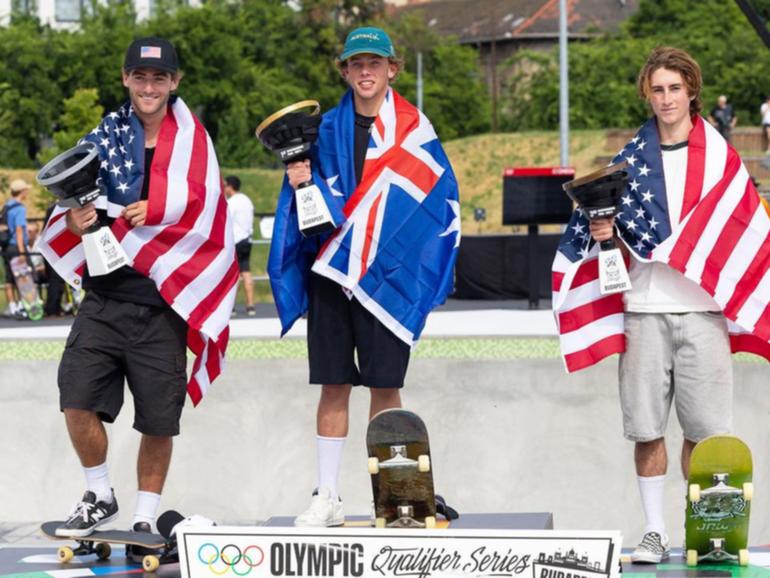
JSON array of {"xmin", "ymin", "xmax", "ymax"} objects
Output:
[
  {"xmin": 37, "ymin": 142, "xmax": 130, "ymax": 276},
  {"xmin": 255, "ymin": 100, "xmax": 336, "ymax": 236},
  {"xmin": 563, "ymin": 161, "xmax": 632, "ymax": 295}
]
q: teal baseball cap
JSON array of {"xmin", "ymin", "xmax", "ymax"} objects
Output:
[{"xmin": 338, "ymin": 27, "xmax": 395, "ymax": 62}]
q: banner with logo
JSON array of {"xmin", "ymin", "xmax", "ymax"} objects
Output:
[{"xmin": 177, "ymin": 526, "xmax": 622, "ymax": 578}]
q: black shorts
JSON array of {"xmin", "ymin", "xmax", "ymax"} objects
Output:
[
  {"xmin": 58, "ymin": 292, "xmax": 188, "ymax": 436},
  {"xmin": 307, "ymin": 273, "xmax": 410, "ymax": 389},
  {"xmin": 235, "ymin": 239, "xmax": 252, "ymax": 273},
  {"xmin": 2, "ymin": 248, "xmax": 22, "ymax": 287}
]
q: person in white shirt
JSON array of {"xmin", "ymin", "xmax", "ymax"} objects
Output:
[
  {"xmin": 761, "ymin": 95, "xmax": 770, "ymax": 154},
  {"xmin": 590, "ymin": 47, "xmax": 733, "ymax": 564},
  {"xmin": 225, "ymin": 175, "xmax": 256, "ymax": 316}
]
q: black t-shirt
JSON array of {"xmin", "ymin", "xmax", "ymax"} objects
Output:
[
  {"xmin": 83, "ymin": 146, "xmax": 167, "ymax": 307},
  {"xmin": 710, "ymin": 105, "xmax": 735, "ymax": 130},
  {"xmin": 354, "ymin": 113, "xmax": 376, "ymax": 185}
]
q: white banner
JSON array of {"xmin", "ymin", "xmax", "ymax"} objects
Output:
[{"xmin": 177, "ymin": 526, "xmax": 622, "ymax": 578}]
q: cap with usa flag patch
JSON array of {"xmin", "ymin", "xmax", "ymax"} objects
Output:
[{"xmin": 123, "ymin": 36, "xmax": 179, "ymax": 74}]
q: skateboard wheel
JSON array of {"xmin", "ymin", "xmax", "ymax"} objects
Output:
[
  {"xmin": 142, "ymin": 555, "xmax": 160, "ymax": 572},
  {"xmin": 375, "ymin": 517, "xmax": 386, "ymax": 528},
  {"xmin": 418, "ymin": 455, "xmax": 430, "ymax": 473},
  {"xmin": 686, "ymin": 550, "xmax": 698, "ymax": 566},
  {"xmin": 58, "ymin": 546, "xmax": 74, "ymax": 563},
  {"xmin": 689, "ymin": 484, "xmax": 701, "ymax": 503},
  {"xmin": 739, "ymin": 549, "xmax": 749, "ymax": 566},
  {"xmin": 368, "ymin": 457, "xmax": 380, "ymax": 475},
  {"xmin": 95, "ymin": 542, "xmax": 111, "ymax": 560},
  {"xmin": 743, "ymin": 482, "xmax": 753, "ymax": 502},
  {"xmin": 424, "ymin": 516, "xmax": 436, "ymax": 529}
]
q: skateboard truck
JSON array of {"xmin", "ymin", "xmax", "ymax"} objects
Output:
[
  {"xmin": 386, "ymin": 505, "xmax": 426, "ymax": 529},
  {"xmin": 368, "ymin": 445, "xmax": 431, "ymax": 474}
]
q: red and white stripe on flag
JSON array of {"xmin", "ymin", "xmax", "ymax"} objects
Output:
[
  {"xmin": 553, "ymin": 119, "xmax": 770, "ymax": 373},
  {"xmin": 39, "ymin": 98, "xmax": 237, "ymax": 405}
]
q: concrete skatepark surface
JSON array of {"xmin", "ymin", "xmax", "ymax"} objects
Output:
[{"xmin": 2, "ymin": 346, "xmax": 769, "ymax": 547}]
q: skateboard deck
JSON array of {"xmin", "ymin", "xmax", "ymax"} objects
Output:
[
  {"xmin": 366, "ymin": 408, "xmax": 437, "ymax": 528},
  {"xmin": 41, "ymin": 521, "xmax": 173, "ymax": 572},
  {"xmin": 11, "ymin": 256, "xmax": 43, "ymax": 320},
  {"xmin": 685, "ymin": 435, "xmax": 753, "ymax": 566}
]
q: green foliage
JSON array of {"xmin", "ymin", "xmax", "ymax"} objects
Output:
[
  {"xmin": 0, "ymin": 0, "xmax": 487, "ymax": 169},
  {"xmin": 38, "ymin": 88, "xmax": 104, "ymax": 165},
  {"xmin": 501, "ymin": 0, "xmax": 770, "ymax": 131}
]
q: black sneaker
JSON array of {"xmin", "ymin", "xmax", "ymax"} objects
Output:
[
  {"xmin": 126, "ymin": 521, "xmax": 154, "ymax": 564},
  {"xmin": 56, "ymin": 490, "xmax": 119, "ymax": 537}
]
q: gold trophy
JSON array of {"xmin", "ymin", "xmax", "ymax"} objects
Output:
[
  {"xmin": 563, "ymin": 161, "xmax": 632, "ymax": 295},
  {"xmin": 256, "ymin": 101, "xmax": 336, "ymax": 237}
]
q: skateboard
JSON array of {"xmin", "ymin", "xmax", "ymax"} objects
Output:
[
  {"xmin": 366, "ymin": 408, "xmax": 436, "ymax": 528},
  {"xmin": 11, "ymin": 255, "xmax": 43, "ymax": 320},
  {"xmin": 41, "ymin": 521, "xmax": 175, "ymax": 572},
  {"xmin": 685, "ymin": 435, "xmax": 753, "ymax": 566}
]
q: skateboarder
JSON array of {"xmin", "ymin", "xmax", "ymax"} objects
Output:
[
  {"xmin": 586, "ymin": 48, "xmax": 742, "ymax": 563},
  {"xmin": 268, "ymin": 27, "xmax": 460, "ymax": 527},
  {"xmin": 1, "ymin": 179, "xmax": 30, "ymax": 318},
  {"xmin": 38, "ymin": 37, "xmax": 236, "ymax": 544}
]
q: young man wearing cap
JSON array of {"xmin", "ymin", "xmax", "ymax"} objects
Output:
[
  {"xmin": 2, "ymin": 179, "xmax": 30, "ymax": 317},
  {"xmin": 270, "ymin": 27, "xmax": 460, "ymax": 527},
  {"xmin": 40, "ymin": 36, "xmax": 236, "ymax": 543}
]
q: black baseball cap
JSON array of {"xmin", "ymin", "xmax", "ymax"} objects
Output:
[{"xmin": 124, "ymin": 36, "xmax": 179, "ymax": 74}]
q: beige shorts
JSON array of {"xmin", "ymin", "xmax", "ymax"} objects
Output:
[{"xmin": 618, "ymin": 311, "xmax": 733, "ymax": 443}]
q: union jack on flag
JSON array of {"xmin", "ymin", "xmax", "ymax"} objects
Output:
[
  {"xmin": 268, "ymin": 88, "xmax": 460, "ymax": 345},
  {"xmin": 553, "ymin": 115, "xmax": 770, "ymax": 372},
  {"xmin": 39, "ymin": 97, "xmax": 238, "ymax": 404}
]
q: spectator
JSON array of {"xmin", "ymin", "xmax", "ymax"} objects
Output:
[
  {"xmin": 225, "ymin": 175, "xmax": 256, "ymax": 316},
  {"xmin": 761, "ymin": 95, "xmax": 770, "ymax": 154},
  {"xmin": 708, "ymin": 95, "xmax": 736, "ymax": 142},
  {"xmin": 2, "ymin": 179, "xmax": 30, "ymax": 317}
]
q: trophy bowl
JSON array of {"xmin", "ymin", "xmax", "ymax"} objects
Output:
[
  {"xmin": 37, "ymin": 142, "xmax": 102, "ymax": 209},
  {"xmin": 562, "ymin": 161, "xmax": 629, "ymax": 221},
  {"xmin": 256, "ymin": 100, "xmax": 322, "ymax": 163}
]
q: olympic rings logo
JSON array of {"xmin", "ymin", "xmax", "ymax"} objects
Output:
[{"xmin": 197, "ymin": 543, "xmax": 265, "ymax": 575}]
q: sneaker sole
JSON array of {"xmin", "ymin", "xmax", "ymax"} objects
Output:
[
  {"xmin": 54, "ymin": 511, "xmax": 120, "ymax": 537},
  {"xmin": 630, "ymin": 552, "xmax": 669, "ymax": 564},
  {"xmin": 293, "ymin": 516, "xmax": 345, "ymax": 528}
]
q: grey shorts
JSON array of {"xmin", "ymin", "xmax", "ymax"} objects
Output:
[{"xmin": 618, "ymin": 311, "xmax": 733, "ymax": 443}]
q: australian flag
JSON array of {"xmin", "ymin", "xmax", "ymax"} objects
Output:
[{"xmin": 268, "ymin": 88, "xmax": 461, "ymax": 345}]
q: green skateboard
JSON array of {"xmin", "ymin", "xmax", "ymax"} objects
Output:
[
  {"xmin": 41, "ymin": 521, "xmax": 173, "ymax": 572},
  {"xmin": 366, "ymin": 408, "xmax": 437, "ymax": 529},
  {"xmin": 685, "ymin": 435, "xmax": 753, "ymax": 566}
]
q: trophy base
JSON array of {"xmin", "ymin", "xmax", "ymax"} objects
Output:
[
  {"xmin": 296, "ymin": 183, "xmax": 336, "ymax": 237},
  {"xmin": 300, "ymin": 221, "xmax": 337, "ymax": 237},
  {"xmin": 82, "ymin": 227, "xmax": 132, "ymax": 276},
  {"xmin": 598, "ymin": 247, "xmax": 632, "ymax": 295}
]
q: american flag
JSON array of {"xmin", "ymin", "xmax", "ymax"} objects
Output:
[
  {"xmin": 553, "ymin": 115, "xmax": 770, "ymax": 372},
  {"xmin": 39, "ymin": 97, "xmax": 238, "ymax": 404},
  {"xmin": 269, "ymin": 88, "xmax": 460, "ymax": 345}
]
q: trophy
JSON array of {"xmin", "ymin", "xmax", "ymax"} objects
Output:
[
  {"xmin": 563, "ymin": 161, "xmax": 632, "ymax": 295},
  {"xmin": 255, "ymin": 100, "xmax": 336, "ymax": 236},
  {"xmin": 37, "ymin": 141, "xmax": 131, "ymax": 276}
]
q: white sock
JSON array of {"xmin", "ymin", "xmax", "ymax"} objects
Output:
[
  {"xmin": 317, "ymin": 435, "xmax": 346, "ymax": 498},
  {"xmin": 133, "ymin": 491, "xmax": 161, "ymax": 529},
  {"xmin": 638, "ymin": 475, "xmax": 667, "ymax": 537},
  {"xmin": 84, "ymin": 463, "xmax": 113, "ymax": 503}
]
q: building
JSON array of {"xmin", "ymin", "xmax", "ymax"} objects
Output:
[{"xmin": 0, "ymin": 0, "xmax": 200, "ymax": 28}]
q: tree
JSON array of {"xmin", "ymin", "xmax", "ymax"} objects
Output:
[{"xmin": 38, "ymin": 88, "xmax": 104, "ymax": 165}]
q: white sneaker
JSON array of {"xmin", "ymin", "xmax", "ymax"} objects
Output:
[
  {"xmin": 294, "ymin": 488, "xmax": 344, "ymax": 527},
  {"xmin": 631, "ymin": 531, "xmax": 670, "ymax": 563}
]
